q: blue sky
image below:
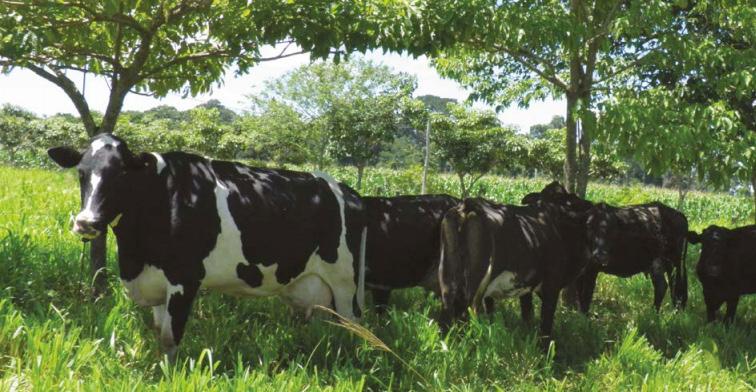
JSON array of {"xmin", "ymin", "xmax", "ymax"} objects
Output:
[{"xmin": 0, "ymin": 45, "xmax": 563, "ymax": 132}]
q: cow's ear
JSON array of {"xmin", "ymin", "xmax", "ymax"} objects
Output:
[
  {"xmin": 521, "ymin": 193, "xmax": 539, "ymax": 205},
  {"xmin": 687, "ymin": 231, "xmax": 701, "ymax": 244},
  {"xmin": 47, "ymin": 147, "xmax": 82, "ymax": 168}
]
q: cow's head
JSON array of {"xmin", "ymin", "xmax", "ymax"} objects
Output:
[
  {"xmin": 586, "ymin": 203, "xmax": 615, "ymax": 267},
  {"xmin": 521, "ymin": 181, "xmax": 593, "ymax": 212},
  {"xmin": 689, "ymin": 225, "xmax": 730, "ymax": 278},
  {"xmin": 48, "ymin": 134, "xmax": 149, "ymax": 240}
]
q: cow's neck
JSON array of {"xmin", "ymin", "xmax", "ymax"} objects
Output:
[{"xmin": 112, "ymin": 170, "xmax": 171, "ymax": 281}]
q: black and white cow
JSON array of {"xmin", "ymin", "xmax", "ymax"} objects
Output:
[
  {"xmin": 48, "ymin": 134, "xmax": 366, "ymax": 360},
  {"xmin": 583, "ymin": 202, "xmax": 689, "ymax": 312},
  {"xmin": 438, "ymin": 198, "xmax": 589, "ymax": 340},
  {"xmin": 689, "ymin": 224, "xmax": 756, "ymax": 323},
  {"xmin": 363, "ymin": 195, "xmax": 459, "ymax": 311}
]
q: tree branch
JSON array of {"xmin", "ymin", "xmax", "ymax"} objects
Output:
[{"xmin": 24, "ymin": 63, "xmax": 97, "ymax": 135}]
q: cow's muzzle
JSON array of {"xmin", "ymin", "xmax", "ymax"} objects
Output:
[
  {"xmin": 72, "ymin": 218, "xmax": 103, "ymax": 241},
  {"xmin": 592, "ymin": 249, "xmax": 610, "ymax": 267}
]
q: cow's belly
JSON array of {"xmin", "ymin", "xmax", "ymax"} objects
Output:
[
  {"xmin": 122, "ymin": 265, "xmax": 169, "ymax": 306},
  {"xmin": 483, "ymin": 271, "xmax": 538, "ymax": 299}
]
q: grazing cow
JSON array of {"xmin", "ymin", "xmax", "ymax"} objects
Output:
[
  {"xmin": 522, "ymin": 182, "xmax": 690, "ymax": 313},
  {"xmin": 48, "ymin": 134, "xmax": 366, "ymax": 360},
  {"xmin": 363, "ymin": 195, "xmax": 459, "ymax": 311},
  {"xmin": 689, "ymin": 225, "xmax": 756, "ymax": 323},
  {"xmin": 582, "ymin": 202, "xmax": 689, "ymax": 312},
  {"xmin": 438, "ymin": 198, "xmax": 589, "ymax": 340}
]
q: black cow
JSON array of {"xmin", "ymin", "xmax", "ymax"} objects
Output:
[
  {"xmin": 522, "ymin": 182, "xmax": 690, "ymax": 313},
  {"xmin": 363, "ymin": 195, "xmax": 459, "ymax": 311},
  {"xmin": 689, "ymin": 225, "xmax": 756, "ymax": 323},
  {"xmin": 582, "ymin": 202, "xmax": 689, "ymax": 312},
  {"xmin": 438, "ymin": 198, "xmax": 589, "ymax": 340},
  {"xmin": 521, "ymin": 181, "xmax": 594, "ymax": 212},
  {"xmin": 48, "ymin": 134, "xmax": 366, "ymax": 360}
]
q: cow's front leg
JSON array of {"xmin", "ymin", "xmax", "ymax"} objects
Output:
[
  {"xmin": 704, "ymin": 295, "xmax": 723, "ymax": 322},
  {"xmin": 650, "ymin": 260, "xmax": 668, "ymax": 311},
  {"xmin": 724, "ymin": 297, "xmax": 739, "ymax": 324},
  {"xmin": 157, "ymin": 281, "xmax": 199, "ymax": 362}
]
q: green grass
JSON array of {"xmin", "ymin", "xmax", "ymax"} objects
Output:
[{"xmin": 0, "ymin": 165, "xmax": 754, "ymax": 391}]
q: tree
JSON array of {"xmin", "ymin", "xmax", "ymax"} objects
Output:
[
  {"xmin": 600, "ymin": 1, "xmax": 756, "ymax": 218},
  {"xmin": 0, "ymin": 0, "xmax": 402, "ymax": 296},
  {"xmin": 430, "ymin": 0, "xmax": 680, "ymax": 197},
  {"xmin": 529, "ymin": 115, "xmax": 565, "ymax": 139},
  {"xmin": 328, "ymin": 94, "xmax": 404, "ymax": 190},
  {"xmin": 250, "ymin": 59, "xmax": 416, "ymax": 173},
  {"xmin": 431, "ymin": 104, "xmax": 512, "ymax": 197},
  {"xmin": 241, "ymin": 100, "xmax": 312, "ymax": 166}
]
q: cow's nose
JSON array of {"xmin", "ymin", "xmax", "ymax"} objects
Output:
[{"xmin": 72, "ymin": 218, "xmax": 102, "ymax": 240}]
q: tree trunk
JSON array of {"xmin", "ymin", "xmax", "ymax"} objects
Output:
[
  {"xmin": 421, "ymin": 118, "xmax": 430, "ymax": 194},
  {"xmin": 356, "ymin": 165, "xmax": 365, "ymax": 191},
  {"xmin": 575, "ymin": 93, "xmax": 594, "ymax": 198},
  {"xmin": 752, "ymin": 171, "xmax": 756, "ymax": 224},
  {"xmin": 458, "ymin": 173, "xmax": 468, "ymax": 198},
  {"xmin": 564, "ymin": 93, "xmax": 578, "ymax": 193}
]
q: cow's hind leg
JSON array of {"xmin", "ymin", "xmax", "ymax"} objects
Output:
[
  {"xmin": 158, "ymin": 281, "xmax": 199, "ymax": 363},
  {"xmin": 520, "ymin": 293, "xmax": 534, "ymax": 324},
  {"xmin": 576, "ymin": 268, "xmax": 599, "ymax": 314},
  {"xmin": 372, "ymin": 289, "xmax": 391, "ymax": 314},
  {"xmin": 152, "ymin": 304, "xmax": 167, "ymax": 331},
  {"xmin": 538, "ymin": 284, "xmax": 560, "ymax": 347},
  {"xmin": 724, "ymin": 298, "xmax": 739, "ymax": 324},
  {"xmin": 650, "ymin": 260, "xmax": 668, "ymax": 312}
]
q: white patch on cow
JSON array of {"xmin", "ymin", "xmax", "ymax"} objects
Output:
[
  {"xmin": 76, "ymin": 172, "xmax": 102, "ymax": 223},
  {"xmin": 90, "ymin": 136, "xmax": 119, "ymax": 155},
  {"xmin": 483, "ymin": 271, "xmax": 531, "ymax": 299},
  {"xmin": 152, "ymin": 304, "xmax": 167, "ymax": 330},
  {"xmin": 150, "ymin": 152, "xmax": 167, "ymax": 174},
  {"xmin": 472, "ymin": 260, "xmax": 496, "ymax": 311},
  {"xmin": 121, "ymin": 265, "xmax": 170, "ymax": 307},
  {"xmin": 201, "ymin": 180, "xmax": 258, "ymax": 293},
  {"xmin": 281, "ymin": 274, "xmax": 333, "ymax": 319},
  {"xmin": 197, "ymin": 172, "xmax": 360, "ymax": 319},
  {"xmin": 159, "ymin": 283, "xmax": 184, "ymax": 361}
]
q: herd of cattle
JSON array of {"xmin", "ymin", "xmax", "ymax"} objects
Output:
[{"xmin": 47, "ymin": 134, "xmax": 755, "ymax": 360}]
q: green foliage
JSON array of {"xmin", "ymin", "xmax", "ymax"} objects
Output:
[
  {"xmin": 600, "ymin": 1, "xmax": 756, "ymax": 192},
  {"xmin": 249, "ymin": 59, "xmax": 416, "ymax": 174},
  {"xmin": 0, "ymin": 165, "xmax": 753, "ymax": 390},
  {"xmin": 430, "ymin": 103, "xmax": 514, "ymax": 196}
]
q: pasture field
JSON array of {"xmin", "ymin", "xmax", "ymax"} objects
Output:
[{"xmin": 0, "ymin": 165, "xmax": 754, "ymax": 391}]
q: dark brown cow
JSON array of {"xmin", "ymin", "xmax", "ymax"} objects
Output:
[
  {"xmin": 363, "ymin": 195, "xmax": 459, "ymax": 311},
  {"xmin": 438, "ymin": 198, "xmax": 589, "ymax": 340},
  {"xmin": 583, "ymin": 202, "xmax": 690, "ymax": 312},
  {"xmin": 689, "ymin": 224, "xmax": 756, "ymax": 322},
  {"xmin": 522, "ymin": 182, "xmax": 690, "ymax": 313}
]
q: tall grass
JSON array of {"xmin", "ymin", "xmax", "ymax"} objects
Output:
[{"xmin": 0, "ymin": 165, "xmax": 753, "ymax": 390}]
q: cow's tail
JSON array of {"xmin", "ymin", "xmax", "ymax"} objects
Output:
[
  {"xmin": 674, "ymin": 235, "xmax": 689, "ymax": 309},
  {"xmin": 357, "ymin": 226, "xmax": 367, "ymax": 314}
]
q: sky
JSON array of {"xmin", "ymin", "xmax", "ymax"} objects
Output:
[{"xmin": 0, "ymin": 45, "xmax": 564, "ymax": 132}]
